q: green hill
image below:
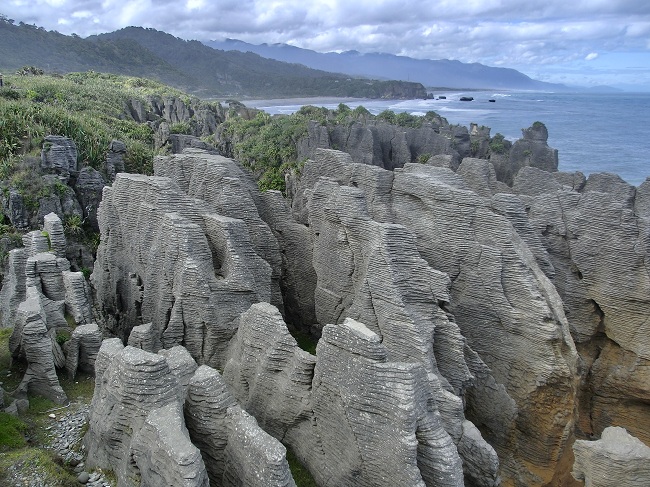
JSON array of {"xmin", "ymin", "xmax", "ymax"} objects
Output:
[{"xmin": 0, "ymin": 18, "xmax": 427, "ymax": 99}]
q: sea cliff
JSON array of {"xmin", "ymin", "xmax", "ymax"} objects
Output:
[{"xmin": 1, "ymin": 76, "xmax": 649, "ymax": 487}]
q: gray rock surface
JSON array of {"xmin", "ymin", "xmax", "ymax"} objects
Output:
[
  {"xmin": 292, "ymin": 148, "xmax": 579, "ymax": 486},
  {"xmin": 513, "ymin": 167, "xmax": 650, "ymax": 444},
  {"xmin": 157, "ymin": 345, "xmax": 198, "ymax": 402},
  {"xmin": 572, "ymin": 427, "xmax": 650, "ymax": 487},
  {"xmin": 43, "ymin": 212, "xmax": 67, "ymax": 258},
  {"xmin": 131, "ymin": 403, "xmax": 210, "ymax": 487},
  {"xmin": 73, "ymin": 167, "xmax": 106, "ymax": 231},
  {"xmin": 308, "ymin": 319, "xmax": 464, "ymax": 486},
  {"xmin": 257, "ymin": 191, "xmax": 317, "ymax": 332},
  {"xmin": 222, "ymin": 303, "xmax": 315, "ymax": 441},
  {"xmin": 184, "ymin": 365, "xmax": 296, "ymax": 487},
  {"xmin": 294, "ymin": 119, "xmax": 460, "ymax": 171},
  {"xmin": 456, "ymin": 157, "xmax": 511, "ymax": 197},
  {"xmin": 0, "ymin": 213, "xmax": 96, "ymax": 403},
  {"xmin": 41, "ymin": 135, "xmax": 78, "ymax": 178},
  {"xmin": 105, "ymin": 139, "xmax": 126, "ymax": 182},
  {"xmin": 85, "ymin": 344, "xmax": 182, "ymax": 484},
  {"xmin": 63, "ymin": 323, "xmax": 102, "ymax": 379},
  {"xmin": 62, "ymin": 270, "xmax": 94, "ymax": 325},
  {"xmin": 167, "ymin": 134, "xmax": 218, "ymax": 154},
  {"xmin": 0, "ymin": 248, "xmax": 27, "ymax": 329},
  {"xmin": 12, "ymin": 287, "xmax": 67, "ymax": 404},
  {"xmin": 127, "ymin": 322, "xmax": 158, "ymax": 352},
  {"xmin": 154, "ymin": 149, "xmax": 283, "ymax": 312},
  {"xmin": 3, "ymin": 188, "xmax": 30, "ymax": 230},
  {"xmin": 491, "ymin": 123, "xmax": 559, "ymax": 185},
  {"xmin": 92, "ymin": 172, "xmax": 272, "ymax": 367}
]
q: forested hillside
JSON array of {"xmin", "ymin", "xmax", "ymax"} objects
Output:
[{"xmin": 0, "ymin": 17, "xmax": 427, "ymax": 99}]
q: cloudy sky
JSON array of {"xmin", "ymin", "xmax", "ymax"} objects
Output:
[{"xmin": 4, "ymin": 0, "xmax": 650, "ymax": 89}]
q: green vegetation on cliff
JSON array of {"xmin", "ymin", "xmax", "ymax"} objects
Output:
[
  {"xmin": 0, "ymin": 71, "xmax": 202, "ymax": 176},
  {"xmin": 217, "ymin": 104, "xmax": 449, "ymax": 192}
]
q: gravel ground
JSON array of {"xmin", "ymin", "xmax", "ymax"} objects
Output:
[{"xmin": 3, "ymin": 401, "xmax": 113, "ymax": 487}]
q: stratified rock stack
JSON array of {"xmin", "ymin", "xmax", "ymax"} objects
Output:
[
  {"xmin": 131, "ymin": 403, "xmax": 210, "ymax": 487},
  {"xmin": 184, "ymin": 365, "xmax": 296, "ymax": 487},
  {"xmin": 572, "ymin": 427, "xmax": 650, "ymax": 487},
  {"xmin": 222, "ymin": 303, "xmax": 315, "ymax": 442},
  {"xmin": 512, "ymin": 168, "xmax": 650, "ymax": 447},
  {"xmin": 85, "ymin": 341, "xmax": 210, "ymax": 487},
  {"xmin": 222, "ymin": 304, "xmax": 472, "ymax": 486},
  {"xmin": 12, "ymin": 287, "xmax": 67, "ymax": 404},
  {"xmin": 491, "ymin": 122, "xmax": 559, "ymax": 185},
  {"xmin": 0, "ymin": 213, "xmax": 96, "ymax": 403},
  {"xmin": 310, "ymin": 319, "xmax": 464, "ymax": 486},
  {"xmin": 154, "ymin": 149, "xmax": 284, "ymax": 312},
  {"xmin": 295, "ymin": 118, "xmax": 461, "ymax": 171},
  {"xmin": 92, "ymin": 173, "xmax": 271, "ymax": 367},
  {"xmin": 292, "ymin": 149, "xmax": 578, "ymax": 486},
  {"xmin": 41, "ymin": 135, "xmax": 78, "ymax": 179},
  {"xmin": 64, "ymin": 323, "xmax": 102, "ymax": 380},
  {"xmin": 84, "ymin": 143, "xmax": 650, "ymax": 487}
]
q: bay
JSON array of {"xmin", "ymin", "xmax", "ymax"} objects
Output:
[{"xmin": 245, "ymin": 91, "xmax": 650, "ymax": 186}]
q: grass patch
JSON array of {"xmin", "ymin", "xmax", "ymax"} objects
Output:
[
  {"xmin": 286, "ymin": 448, "xmax": 317, "ymax": 487},
  {"xmin": 0, "ymin": 71, "xmax": 200, "ymax": 175},
  {"xmin": 0, "ymin": 412, "xmax": 28, "ymax": 451},
  {"xmin": 59, "ymin": 371, "xmax": 96, "ymax": 403},
  {"xmin": 0, "ymin": 448, "xmax": 79, "ymax": 486}
]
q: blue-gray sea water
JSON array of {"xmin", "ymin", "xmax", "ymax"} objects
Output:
[{"xmin": 246, "ymin": 91, "xmax": 650, "ymax": 186}]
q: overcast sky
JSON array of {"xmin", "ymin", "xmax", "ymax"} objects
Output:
[{"xmin": 4, "ymin": 0, "xmax": 650, "ymax": 89}]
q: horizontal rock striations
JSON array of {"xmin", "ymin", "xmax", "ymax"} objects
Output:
[
  {"xmin": 153, "ymin": 149, "xmax": 283, "ymax": 313},
  {"xmin": 85, "ymin": 341, "xmax": 210, "ymax": 487},
  {"xmin": 572, "ymin": 427, "xmax": 650, "ymax": 487},
  {"xmin": 292, "ymin": 148, "xmax": 579, "ymax": 486},
  {"xmin": 0, "ymin": 213, "xmax": 97, "ymax": 403},
  {"xmin": 82, "ymin": 141, "xmax": 649, "ymax": 487},
  {"xmin": 222, "ymin": 303, "xmax": 475, "ymax": 486},
  {"xmin": 131, "ymin": 403, "xmax": 210, "ymax": 487},
  {"xmin": 92, "ymin": 172, "xmax": 272, "ymax": 367},
  {"xmin": 184, "ymin": 364, "xmax": 296, "ymax": 487},
  {"xmin": 310, "ymin": 319, "xmax": 465, "ymax": 487},
  {"xmin": 512, "ymin": 168, "xmax": 650, "ymax": 446}
]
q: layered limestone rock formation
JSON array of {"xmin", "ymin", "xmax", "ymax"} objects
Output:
[
  {"xmin": 85, "ymin": 341, "xmax": 209, "ymax": 486},
  {"xmin": 90, "ymin": 149, "xmax": 497, "ymax": 485},
  {"xmin": 86, "ymin": 338, "xmax": 295, "ymax": 487},
  {"xmin": 572, "ymin": 427, "xmax": 650, "ymax": 487},
  {"xmin": 92, "ymin": 171, "xmax": 272, "ymax": 367},
  {"xmin": 292, "ymin": 149, "xmax": 578, "ymax": 486},
  {"xmin": 84, "ymin": 143, "xmax": 649, "ymax": 487},
  {"xmin": 506, "ymin": 168, "xmax": 650, "ymax": 449},
  {"xmin": 184, "ymin": 365, "xmax": 296, "ymax": 487},
  {"xmin": 0, "ymin": 213, "xmax": 96, "ymax": 403}
]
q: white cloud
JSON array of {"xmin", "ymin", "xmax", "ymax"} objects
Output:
[{"xmin": 3, "ymin": 0, "xmax": 650, "ymax": 86}]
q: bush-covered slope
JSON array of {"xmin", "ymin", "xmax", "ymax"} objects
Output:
[{"xmin": 0, "ymin": 18, "xmax": 427, "ymax": 99}]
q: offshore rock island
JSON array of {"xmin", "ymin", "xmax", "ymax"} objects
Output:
[{"xmin": 0, "ymin": 75, "xmax": 649, "ymax": 487}]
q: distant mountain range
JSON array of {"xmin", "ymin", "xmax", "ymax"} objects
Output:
[
  {"xmin": 0, "ymin": 16, "xmax": 577, "ymax": 97},
  {"xmin": 205, "ymin": 39, "xmax": 573, "ymax": 92},
  {"xmin": 0, "ymin": 20, "xmax": 426, "ymax": 99}
]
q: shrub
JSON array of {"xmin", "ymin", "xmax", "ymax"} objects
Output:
[
  {"xmin": 63, "ymin": 214, "xmax": 84, "ymax": 238},
  {"xmin": 169, "ymin": 121, "xmax": 192, "ymax": 135},
  {"xmin": 489, "ymin": 133, "xmax": 507, "ymax": 154}
]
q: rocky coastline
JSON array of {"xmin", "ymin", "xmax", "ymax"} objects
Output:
[{"xmin": 1, "ymin": 95, "xmax": 649, "ymax": 487}]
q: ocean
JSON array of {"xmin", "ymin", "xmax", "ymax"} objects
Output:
[{"xmin": 245, "ymin": 91, "xmax": 650, "ymax": 187}]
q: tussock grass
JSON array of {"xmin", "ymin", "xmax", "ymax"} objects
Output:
[{"xmin": 0, "ymin": 71, "xmax": 207, "ymax": 177}]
